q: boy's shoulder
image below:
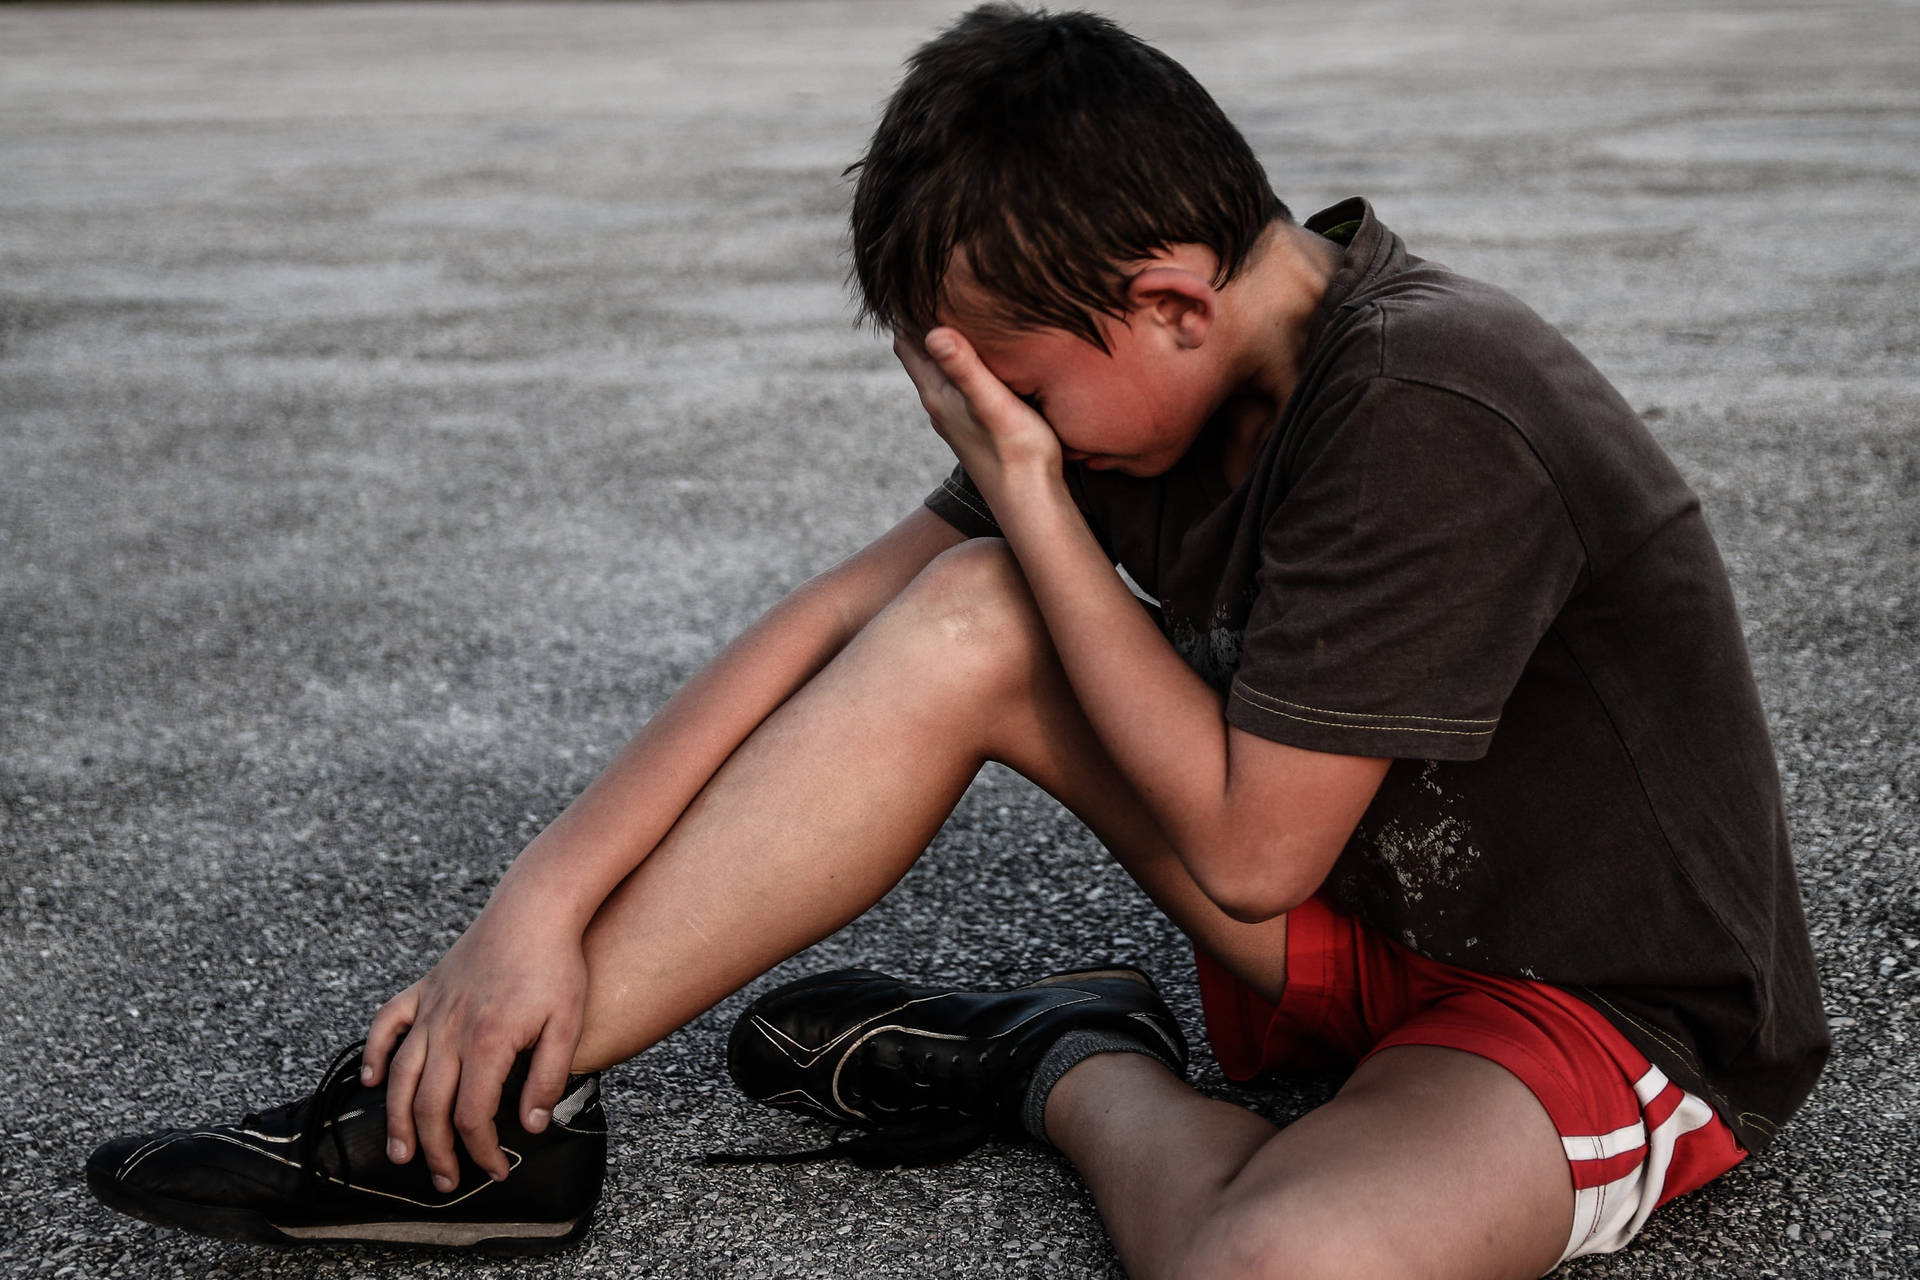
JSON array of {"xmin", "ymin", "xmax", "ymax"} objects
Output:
[
  {"xmin": 1286, "ymin": 201, "xmax": 1691, "ymax": 562},
  {"xmin": 1302, "ymin": 201, "xmax": 1631, "ymax": 438}
]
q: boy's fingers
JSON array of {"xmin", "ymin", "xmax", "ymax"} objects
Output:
[
  {"xmin": 411, "ymin": 1047, "xmax": 464, "ymax": 1194},
  {"xmin": 382, "ymin": 1029, "xmax": 427, "ymax": 1164},
  {"xmin": 362, "ymin": 989, "xmax": 418, "ymax": 1086},
  {"xmin": 923, "ymin": 327, "xmax": 1022, "ymax": 418},
  {"xmin": 895, "ymin": 328, "xmax": 1040, "ymax": 452},
  {"xmin": 521, "ymin": 1019, "xmax": 580, "ymax": 1134},
  {"xmin": 450, "ymin": 1045, "xmax": 515, "ymax": 1183},
  {"xmin": 893, "ymin": 332, "xmax": 957, "ymax": 415},
  {"xmin": 891, "ymin": 331, "xmax": 929, "ymax": 377},
  {"xmin": 923, "ymin": 326, "xmax": 962, "ymax": 362},
  {"xmin": 922, "ymin": 327, "xmax": 977, "ymax": 391}
]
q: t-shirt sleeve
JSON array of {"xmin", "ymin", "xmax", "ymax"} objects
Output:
[
  {"xmin": 923, "ymin": 464, "xmax": 1002, "ymax": 539},
  {"xmin": 1227, "ymin": 377, "xmax": 1587, "ymax": 760},
  {"xmin": 922, "ymin": 463, "xmax": 1119, "ymax": 561}
]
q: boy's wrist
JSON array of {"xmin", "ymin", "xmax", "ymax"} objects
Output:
[
  {"xmin": 988, "ymin": 456, "xmax": 1074, "ymax": 522},
  {"xmin": 484, "ymin": 857, "xmax": 600, "ymax": 938}
]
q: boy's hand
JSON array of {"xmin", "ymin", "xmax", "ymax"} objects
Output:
[
  {"xmin": 360, "ymin": 905, "xmax": 587, "ymax": 1192},
  {"xmin": 894, "ymin": 328, "xmax": 1061, "ymax": 493}
]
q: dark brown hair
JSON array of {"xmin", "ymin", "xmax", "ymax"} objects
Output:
[{"xmin": 848, "ymin": 4, "xmax": 1287, "ymax": 351}]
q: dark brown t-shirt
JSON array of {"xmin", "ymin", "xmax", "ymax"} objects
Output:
[{"xmin": 925, "ymin": 198, "xmax": 1827, "ymax": 1154}]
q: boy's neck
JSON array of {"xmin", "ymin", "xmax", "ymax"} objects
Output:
[{"xmin": 1212, "ymin": 221, "xmax": 1345, "ymax": 486}]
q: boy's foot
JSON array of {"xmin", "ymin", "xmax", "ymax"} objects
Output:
[
  {"xmin": 86, "ymin": 1041, "xmax": 605, "ymax": 1254},
  {"xmin": 721, "ymin": 965, "xmax": 1186, "ymax": 1166}
]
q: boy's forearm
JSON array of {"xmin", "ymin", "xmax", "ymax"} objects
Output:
[
  {"xmin": 483, "ymin": 508, "xmax": 963, "ymax": 936},
  {"xmin": 483, "ymin": 584, "xmax": 855, "ymax": 935},
  {"xmin": 992, "ymin": 475, "xmax": 1229, "ymax": 804},
  {"xmin": 992, "ymin": 472, "xmax": 1366, "ymax": 917}
]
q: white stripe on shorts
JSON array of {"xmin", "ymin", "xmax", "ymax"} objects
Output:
[{"xmin": 1557, "ymin": 1062, "xmax": 1717, "ymax": 1266}]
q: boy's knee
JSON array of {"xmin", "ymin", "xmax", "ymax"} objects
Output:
[
  {"xmin": 908, "ymin": 536, "xmax": 1025, "ymax": 602},
  {"xmin": 892, "ymin": 538, "xmax": 1047, "ymax": 680},
  {"xmin": 1173, "ymin": 1193, "xmax": 1404, "ymax": 1280}
]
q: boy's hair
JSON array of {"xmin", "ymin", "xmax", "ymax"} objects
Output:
[{"xmin": 849, "ymin": 4, "xmax": 1287, "ymax": 351}]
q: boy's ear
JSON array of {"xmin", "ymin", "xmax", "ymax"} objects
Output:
[{"xmin": 1126, "ymin": 266, "xmax": 1215, "ymax": 350}]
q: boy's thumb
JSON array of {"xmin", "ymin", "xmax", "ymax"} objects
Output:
[{"xmin": 924, "ymin": 329, "xmax": 959, "ymax": 361}]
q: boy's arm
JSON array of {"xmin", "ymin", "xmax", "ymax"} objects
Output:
[
  {"xmin": 364, "ymin": 505, "xmax": 964, "ymax": 1187},
  {"xmin": 901, "ymin": 332, "xmax": 1389, "ymax": 923}
]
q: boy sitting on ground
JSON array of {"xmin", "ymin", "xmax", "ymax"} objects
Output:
[{"xmin": 89, "ymin": 6, "xmax": 1827, "ymax": 1276}]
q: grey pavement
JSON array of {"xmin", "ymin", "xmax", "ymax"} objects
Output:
[{"xmin": 2, "ymin": 1, "xmax": 1916, "ymax": 1277}]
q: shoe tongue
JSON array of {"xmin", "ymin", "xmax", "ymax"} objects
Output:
[
  {"xmin": 241, "ymin": 1094, "xmax": 310, "ymax": 1132},
  {"xmin": 854, "ymin": 1031, "xmax": 992, "ymax": 1114},
  {"xmin": 305, "ymin": 1079, "xmax": 394, "ymax": 1178}
]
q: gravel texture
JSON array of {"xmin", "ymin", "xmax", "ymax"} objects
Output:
[{"xmin": 2, "ymin": 2, "xmax": 1916, "ymax": 1277}]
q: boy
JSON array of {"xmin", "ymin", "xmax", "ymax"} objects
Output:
[{"xmin": 88, "ymin": 6, "xmax": 1827, "ymax": 1276}]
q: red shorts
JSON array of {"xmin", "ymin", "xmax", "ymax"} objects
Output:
[{"xmin": 1195, "ymin": 894, "xmax": 1746, "ymax": 1266}]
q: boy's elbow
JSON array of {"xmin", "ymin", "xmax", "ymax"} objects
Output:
[
  {"xmin": 1211, "ymin": 884, "xmax": 1304, "ymax": 926},
  {"xmin": 1188, "ymin": 842, "xmax": 1320, "ymax": 925},
  {"xmin": 1186, "ymin": 751, "xmax": 1385, "ymax": 925}
]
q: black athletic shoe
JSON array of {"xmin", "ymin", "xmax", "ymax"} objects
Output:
[
  {"xmin": 86, "ymin": 1041, "xmax": 606, "ymax": 1254},
  {"xmin": 717, "ymin": 965, "xmax": 1186, "ymax": 1167}
]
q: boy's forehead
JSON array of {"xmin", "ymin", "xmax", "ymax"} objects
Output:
[
  {"xmin": 934, "ymin": 276, "xmax": 1061, "ymax": 366},
  {"xmin": 932, "ymin": 251, "xmax": 1022, "ymax": 339},
  {"xmin": 932, "ymin": 249, "xmax": 1110, "ymax": 367}
]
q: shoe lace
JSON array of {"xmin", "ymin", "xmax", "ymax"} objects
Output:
[
  {"xmin": 900, "ymin": 1044, "xmax": 982, "ymax": 1089},
  {"xmin": 702, "ymin": 1109, "xmax": 993, "ymax": 1170},
  {"xmin": 239, "ymin": 1040, "xmax": 369, "ymax": 1182},
  {"xmin": 705, "ymin": 1026, "xmax": 1023, "ymax": 1171}
]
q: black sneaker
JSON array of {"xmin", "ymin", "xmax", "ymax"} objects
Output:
[
  {"xmin": 717, "ymin": 965, "xmax": 1186, "ymax": 1167},
  {"xmin": 86, "ymin": 1041, "xmax": 605, "ymax": 1254}
]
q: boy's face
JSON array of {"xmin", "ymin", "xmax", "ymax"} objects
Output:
[{"xmin": 935, "ymin": 263, "xmax": 1223, "ymax": 477}]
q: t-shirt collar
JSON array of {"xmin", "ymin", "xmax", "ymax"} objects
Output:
[{"xmin": 1301, "ymin": 197, "xmax": 1401, "ymax": 350}]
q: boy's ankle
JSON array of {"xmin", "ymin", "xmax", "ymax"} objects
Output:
[{"xmin": 1022, "ymin": 1029, "xmax": 1183, "ymax": 1147}]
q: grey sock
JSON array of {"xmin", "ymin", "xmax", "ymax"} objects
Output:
[{"xmin": 1019, "ymin": 1029, "xmax": 1181, "ymax": 1145}]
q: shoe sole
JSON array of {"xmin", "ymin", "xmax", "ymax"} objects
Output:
[{"xmin": 86, "ymin": 1161, "xmax": 591, "ymax": 1256}]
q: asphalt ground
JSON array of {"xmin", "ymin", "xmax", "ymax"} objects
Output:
[{"xmin": 2, "ymin": 2, "xmax": 1915, "ymax": 1277}]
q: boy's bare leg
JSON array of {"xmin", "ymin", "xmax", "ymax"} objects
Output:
[
  {"xmin": 1045, "ymin": 1048, "xmax": 1572, "ymax": 1280},
  {"xmin": 550, "ymin": 538, "xmax": 1568, "ymax": 1277},
  {"xmin": 567, "ymin": 538, "xmax": 1296, "ymax": 1070}
]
